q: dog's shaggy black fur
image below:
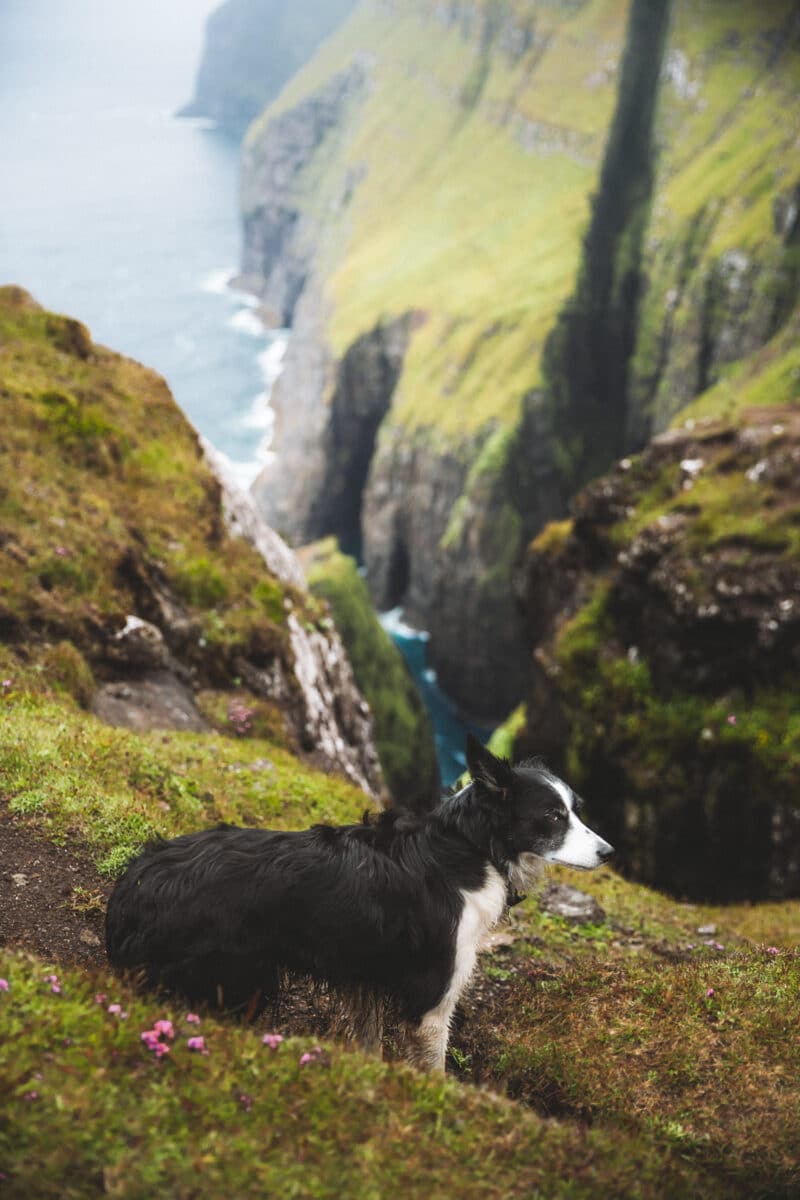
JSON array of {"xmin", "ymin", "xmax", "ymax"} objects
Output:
[{"xmin": 106, "ymin": 735, "xmax": 613, "ymax": 1069}]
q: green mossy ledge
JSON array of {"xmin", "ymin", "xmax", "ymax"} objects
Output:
[
  {"xmin": 0, "ymin": 284, "xmax": 383, "ymax": 797},
  {"xmin": 302, "ymin": 538, "xmax": 439, "ymax": 809}
]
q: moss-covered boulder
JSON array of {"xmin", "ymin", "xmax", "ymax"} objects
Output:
[
  {"xmin": 519, "ymin": 397, "xmax": 800, "ymax": 902},
  {"xmin": 301, "ymin": 538, "xmax": 439, "ymax": 809}
]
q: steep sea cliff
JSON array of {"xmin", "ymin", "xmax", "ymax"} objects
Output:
[{"xmin": 238, "ymin": 0, "xmax": 800, "ymax": 721}]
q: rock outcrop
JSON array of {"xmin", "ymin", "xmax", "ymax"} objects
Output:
[
  {"xmin": 179, "ymin": 0, "xmax": 357, "ymax": 136},
  {"xmin": 519, "ymin": 406, "xmax": 800, "ymax": 901}
]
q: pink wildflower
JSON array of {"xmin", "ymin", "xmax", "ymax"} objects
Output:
[
  {"xmin": 706, "ymin": 988, "xmax": 715, "ymax": 998},
  {"xmin": 23, "ymin": 1091, "xmax": 38, "ymax": 1102},
  {"xmin": 766, "ymin": 946, "xmax": 779, "ymax": 955},
  {"xmin": 107, "ymin": 1004, "xmax": 122, "ymax": 1015},
  {"xmin": 186, "ymin": 1012, "xmax": 201, "ymax": 1025},
  {"xmin": 45, "ymin": 974, "xmax": 62, "ymax": 995},
  {"xmin": 262, "ymin": 1033, "xmax": 283, "ymax": 1049},
  {"xmin": 1, "ymin": 680, "xmax": 11, "ymax": 690},
  {"xmin": 154, "ymin": 1019, "xmax": 175, "ymax": 1039},
  {"xmin": 94, "ymin": 993, "xmax": 107, "ymax": 1005},
  {"xmin": 187, "ymin": 1036, "xmax": 206, "ymax": 1052},
  {"xmin": 153, "ymin": 1042, "xmax": 171, "ymax": 1059},
  {"xmin": 727, "ymin": 714, "xmax": 737, "ymax": 725},
  {"xmin": 238, "ymin": 1092, "xmax": 253, "ymax": 1111},
  {"xmin": 0, "ymin": 979, "xmax": 9, "ymax": 992},
  {"xmin": 54, "ymin": 545, "xmax": 69, "ymax": 557}
]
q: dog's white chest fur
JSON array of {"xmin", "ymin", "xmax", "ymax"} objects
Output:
[
  {"xmin": 411, "ymin": 865, "xmax": 506, "ymax": 1071},
  {"xmin": 454, "ymin": 867, "xmax": 507, "ymax": 986}
]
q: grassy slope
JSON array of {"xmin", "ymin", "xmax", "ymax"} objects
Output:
[
  {"xmin": 629, "ymin": 0, "xmax": 800, "ymax": 428},
  {"xmin": 0, "ymin": 285, "xmax": 297, "ymax": 685},
  {"xmin": 2, "ymin": 640, "xmax": 799, "ymax": 1194},
  {"xmin": 1, "ymin": 946, "xmax": 725, "ymax": 1200},
  {"xmin": 302, "ymin": 538, "xmax": 439, "ymax": 807},
  {"xmin": 248, "ymin": 0, "xmax": 628, "ymax": 444},
  {"xmin": 0, "ymin": 689, "xmax": 367, "ymax": 878},
  {"xmin": 456, "ymin": 868, "xmax": 800, "ymax": 1198},
  {"xmin": 672, "ymin": 305, "xmax": 800, "ymax": 427}
]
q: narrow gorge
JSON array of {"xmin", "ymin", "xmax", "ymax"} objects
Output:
[{"xmin": 234, "ymin": 0, "xmax": 799, "ymax": 736}]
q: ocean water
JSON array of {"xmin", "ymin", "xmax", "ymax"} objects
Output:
[
  {"xmin": 0, "ymin": 0, "xmax": 282, "ymax": 486},
  {"xmin": 0, "ymin": 0, "xmax": 485, "ymax": 786}
]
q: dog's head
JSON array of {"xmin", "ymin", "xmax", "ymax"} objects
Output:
[{"xmin": 466, "ymin": 734, "xmax": 613, "ymax": 889}]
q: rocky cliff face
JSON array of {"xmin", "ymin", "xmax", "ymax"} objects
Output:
[
  {"xmin": 0, "ymin": 287, "xmax": 382, "ymax": 799},
  {"xmin": 519, "ymin": 403, "xmax": 800, "ymax": 902},
  {"xmin": 241, "ymin": 0, "xmax": 800, "ymax": 723},
  {"xmin": 179, "ymin": 0, "xmax": 357, "ymax": 135}
]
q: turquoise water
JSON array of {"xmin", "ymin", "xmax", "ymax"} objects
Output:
[
  {"xmin": 381, "ymin": 611, "xmax": 492, "ymax": 788},
  {"xmin": 0, "ymin": 0, "xmax": 483, "ymax": 786}
]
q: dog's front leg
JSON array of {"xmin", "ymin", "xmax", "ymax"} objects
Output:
[{"xmin": 406, "ymin": 1002, "xmax": 455, "ymax": 1073}]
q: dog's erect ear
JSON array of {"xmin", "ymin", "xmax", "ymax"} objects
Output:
[{"xmin": 466, "ymin": 733, "xmax": 512, "ymax": 794}]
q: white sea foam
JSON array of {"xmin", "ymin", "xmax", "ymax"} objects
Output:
[
  {"xmin": 379, "ymin": 607, "xmax": 430, "ymax": 642},
  {"xmin": 228, "ymin": 307, "xmax": 266, "ymax": 337},
  {"xmin": 238, "ymin": 391, "xmax": 276, "ymax": 434},
  {"xmin": 200, "ymin": 266, "xmax": 236, "ymax": 296}
]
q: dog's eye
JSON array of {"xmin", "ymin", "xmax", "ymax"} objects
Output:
[{"xmin": 549, "ymin": 809, "xmax": 567, "ymax": 821}]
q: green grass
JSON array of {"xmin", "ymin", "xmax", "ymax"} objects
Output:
[
  {"xmin": 0, "ymin": 690, "xmax": 368, "ymax": 877},
  {"xmin": 671, "ymin": 309, "xmax": 800, "ymax": 427},
  {"xmin": 0, "ymin": 942, "xmax": 751, "ymax": 1200}
]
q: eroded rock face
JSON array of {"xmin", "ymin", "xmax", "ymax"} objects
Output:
[
  {"xmin": 252, "ymin": 311, "xmax": 413, "ymax": 553},
  {"xmin": 520, "ymin": 409, "xmax": 800, "ymax": 901},
  {"xmin": 363, "ymin": 428, "xmax": 532, "ymax": 719},
  {"xmin": 239, "ymin": 63, "xmax": 367, "ymax": 325},
  {"xmin": 206, "ymin": 448, "xmax": 384, "ymax": 798}
]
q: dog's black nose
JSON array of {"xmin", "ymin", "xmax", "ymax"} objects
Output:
[{"xmin": 599, "ymin": 841, "xmax": 615, "ymax": 861}]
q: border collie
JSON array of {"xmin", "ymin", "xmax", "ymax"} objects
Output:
[{"xmin": 105, "ymin": 735, "xmax": 613, "ymax": 1071}]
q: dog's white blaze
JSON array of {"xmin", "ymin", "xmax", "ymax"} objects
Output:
[
  {"xmin": 548, "ymin": 775, "xmax": 575, "ymax": 811},
  {"xmin": 416, "ymin": 865, "xmax": 506, "ymax": 1071},
  {"xmin": 546, "ymin": 808, "xmax": 613, "ymax": 870}
]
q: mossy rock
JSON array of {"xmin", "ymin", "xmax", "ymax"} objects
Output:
[{"xmin": 302, "ymin": 539, "xmax": 439, "ymax": 809}]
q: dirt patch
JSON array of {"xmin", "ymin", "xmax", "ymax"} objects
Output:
[{"xmin": 0, "ymin": 805, "xmax": 110, "ymax": 969}]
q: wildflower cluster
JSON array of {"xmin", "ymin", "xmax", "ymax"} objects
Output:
[
  {"xmin": 228, "ymin": 700, "xmax": 254, "ymax": 736},
  {"xmin": 299, "ymin": 1045, "xmax": 325, "ymax": 1067},
  {"xmin": 140, "ymin": 1018, "xmax": 175, "ymax": 1059}
]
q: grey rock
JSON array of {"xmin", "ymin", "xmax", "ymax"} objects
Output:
[
  {"xmin": 539, "ymin": 883, "xmax": 606, "ymax": 925},
  {"xmin": 91, "ymin": 671, "xmax": 209, "ymax": 734}
]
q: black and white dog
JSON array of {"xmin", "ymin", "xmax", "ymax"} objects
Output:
[{"xmin": 105, "ymin": 735, "xmax": 613, "ymax": 1071}]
